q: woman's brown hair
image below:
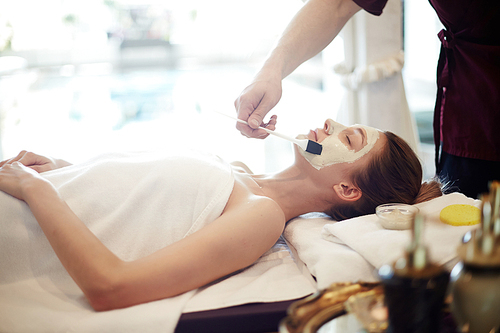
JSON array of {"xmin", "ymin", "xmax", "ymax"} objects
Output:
[{"xmin": 325, "ymin": 131, "xmax": 443, "ymax": 220}]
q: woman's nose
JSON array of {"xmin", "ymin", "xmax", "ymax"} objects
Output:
[
  {"xmin": 323, "ymin": 119, "xmax": 336, "ymax": 135},
  {"xmin": 323, "ymin": 121, "xmax": 329, "ymax": 134},
  {"xmin": 324, "ymin": 119, "xmax": 347, "ymax": 135}
]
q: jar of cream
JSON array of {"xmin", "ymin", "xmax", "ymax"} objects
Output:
[{"xmin": 376, "ymin": 203, "xmax": 419, "ymax": 230}]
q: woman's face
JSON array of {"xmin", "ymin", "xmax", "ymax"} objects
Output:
[{"xmin": 297, "ymin": 119, "xmax": 381, "ymax": 170}]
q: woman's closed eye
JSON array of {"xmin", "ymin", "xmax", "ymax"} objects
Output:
[
  {"xmin": 352, "ymin": 128, "xmax": 367, "ymax": 151},
  {"xmin": 344, "ymin": 129, "xmax": 366, "ymax": 151}
]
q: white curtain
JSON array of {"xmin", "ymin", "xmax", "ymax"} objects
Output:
[{"xmin": 333, "ymin": 0, "xmax": 421, "ymax": 156}]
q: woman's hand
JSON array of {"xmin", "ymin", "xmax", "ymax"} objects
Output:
[
  {"xmin": 0, "ymin": 161, "xmax": 50, "ymax": 201},
  {"xmin": 0, "ymin": 151, "xmax": 72, "ymax": 173}
]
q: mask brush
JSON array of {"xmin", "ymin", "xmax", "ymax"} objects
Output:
[{"xmin": 215, "ymin": 112, "xmax": 323, "ymax": 155}]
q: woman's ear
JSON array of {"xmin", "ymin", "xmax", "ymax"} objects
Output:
[{"xmin": 333, "ymin": 182, "xmax": 362, "ymax": 202}]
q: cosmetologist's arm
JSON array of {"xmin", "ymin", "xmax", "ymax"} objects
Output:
[{"xmin": 235, "ymin": 0, "xmax": 361, "ymax": 137}]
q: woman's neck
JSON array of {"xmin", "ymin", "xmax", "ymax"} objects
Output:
[{"xmin": 250, "ymin": 166, "xmax": 333, "ymax": 221}]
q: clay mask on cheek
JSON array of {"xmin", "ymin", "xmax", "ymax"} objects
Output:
[{"xmin": 297, "ymin": 120, "xmax": 380, "ymax": 170}]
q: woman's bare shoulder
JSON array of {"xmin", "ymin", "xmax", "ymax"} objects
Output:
[
  {"xmin": 230, "ymin": 161, "xmax": 253, "ymax": 174},
  {"xmin": 229, "ymin": 195, "xmax": 285, "ymax": 233},
  {"xmin": 226, "ymin": 178, "xmax": 285, "ymax": 227}
]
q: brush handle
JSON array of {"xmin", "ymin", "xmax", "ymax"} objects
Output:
[{"xmin": 216, "ymin": 112, "xmax": 300, "ymax": 144}]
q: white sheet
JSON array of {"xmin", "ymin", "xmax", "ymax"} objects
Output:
[{"xmin": 184, "ymin": 236, "xmax": 316, "ymax": 313}]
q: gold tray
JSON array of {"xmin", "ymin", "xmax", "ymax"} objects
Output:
[{"xmin": 280, "ymin": 282, "xmax": 382, "ymax": 333}]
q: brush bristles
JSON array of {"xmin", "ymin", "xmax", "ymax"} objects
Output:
[{"xmin": 306, "ymin": 141, "xmax": 323, "ymax": 155}]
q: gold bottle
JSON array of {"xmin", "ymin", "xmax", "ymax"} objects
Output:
[
  {"xmin": 379, "ymin": 214, "xmax": 449, "ymax": 333},
  {"xmin": 450, "ymin": 181, "xmax": 500, "ymax": 333}
]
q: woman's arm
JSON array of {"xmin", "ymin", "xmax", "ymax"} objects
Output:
[
  {"xmin": 0, "ymin": 162, "xmax": 123, "ymax": 309},
  {"xmin": 0, "ymin": 163, "xmax": 285, "ymax": 311},
  {"xmin": 0, "ymin": 150, "xmax": 72, "ymax": 172},
  {"xmin": 106, "ymin": 193, "xmax": 285, "ymax": 310}
]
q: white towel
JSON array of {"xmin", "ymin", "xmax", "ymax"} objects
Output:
[
  {"xmin": 321, "ymin": 193, "xmax": 481, "ymax": 270},
  {"xmin": 184, "ymin": 236, "xmax": 317, "ymax": 313},
  {"xmin": 0, "ymin": 150, "xmax": 234, "ymax": 333},
  {"xmin": 283, "ymin": 213, "xmax": 378, "ymax": 290}
]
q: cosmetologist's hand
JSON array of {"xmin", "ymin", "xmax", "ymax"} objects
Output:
[
  {"xmin": 0, "ymin": 150, "xmax": 71, "ymax": 173},
  {"xmin": 234, "ymin": 74, "xmax": 282, "ymax": 138}
]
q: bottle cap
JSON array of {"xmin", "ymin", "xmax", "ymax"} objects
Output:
[
  {"xmin": 457, "ymin": 186, "xmax": 500, "ymax": 267},
  {"xmin": 393, "ymin": 214, "xmax": 443, "ymax": 278}
]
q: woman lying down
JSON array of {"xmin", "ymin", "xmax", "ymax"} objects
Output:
[{"xmin": 0, "ymin": 119, "xmax": 442, "ymax": 311}]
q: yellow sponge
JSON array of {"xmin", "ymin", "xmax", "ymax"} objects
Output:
[{"xmin": 440, "ymin": 204, "xmax": 481, "ymax": 226}]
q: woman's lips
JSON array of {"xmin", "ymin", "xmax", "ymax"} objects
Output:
[{"xmin": 308, "ymin": 129, "xmax": 318, "ymax": 142}]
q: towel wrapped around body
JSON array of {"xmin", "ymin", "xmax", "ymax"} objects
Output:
[{"xmin": 0, "ymin": 150, "xmax": 234, "ymax": 333}]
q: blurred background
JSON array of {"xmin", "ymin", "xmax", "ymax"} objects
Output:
[{"xmin": 0, "ymin": 0, "xmax": 441, "ymax": 175}]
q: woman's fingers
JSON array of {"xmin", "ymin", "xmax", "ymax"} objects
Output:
[
  {"xmin": 0, "ymin": 150, "xmax": 28, "ymax": 167},
  {"xmin": 0, "ymin": 162, "xmax": 33, "ymax": 200},
  {"xmin": 18, "ymin": 152, "xmax": 52, "ymax": 169},
  {"xmin": 0, "ymin": 151, "xmax": 56, "ymax": 173}
]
